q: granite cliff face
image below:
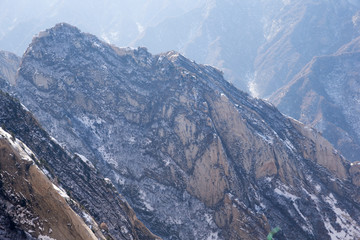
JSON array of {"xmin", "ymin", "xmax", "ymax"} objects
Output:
[
  {"xmin": 271, "ymin": 37, "xmax": 360, "ymax": 163},
  {"xmin": 0, "ymin": 90, "xmax": 159, "ymax": 240},
  {"xmin": 8, "ymin": 23, "xmax": 360, "ymax": 239}
]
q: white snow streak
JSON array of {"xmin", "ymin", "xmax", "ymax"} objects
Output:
[{"xmin": 323, "ymin": 194, "xmax": 360, "ymax": 239}]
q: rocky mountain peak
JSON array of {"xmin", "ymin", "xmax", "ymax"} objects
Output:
[
  {"xmin": 8, "ymin": 24, "xmax": 360, "ymax": 239},
  {"xmin": 32, "ymin": 22, "xmax": 82, "ymax": 43}
]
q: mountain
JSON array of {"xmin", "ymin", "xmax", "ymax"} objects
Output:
[
  {"xmin": 133, "ymin": 0, "xmax": 360, "ymax": 97},
  {"xmin": 8, "ymin": 23, "xmax": 360, "ymax": 239},
  {"xmin": 2, "ymin": 0, "xmax": 360, "ymax": 97},
  {"xmin": 270, "ymin": 36, "xmax": 360, "ymax": 163},
  {"xmin": 0, "ymin": 90, "xmax": 160, "ymax": 239}
]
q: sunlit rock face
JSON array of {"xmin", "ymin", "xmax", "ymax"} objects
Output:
[{"xmin": 9, "ymin": 23, "xmax": 360, "ymax": 239}]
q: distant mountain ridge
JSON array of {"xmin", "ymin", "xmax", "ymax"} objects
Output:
[
  {"xmin": 252, "ymin": 0, "xmax": 359, "ymax": 97},
  {"xmin": 3, "ymin": 0, "xmax": 359, "ymax": 96},
  {"xmin": 271, "ymin": 36, "xmax": 360, "ymax": 163},
  {"xmin": 5, "ymin": 23, "xmax": 360, "ymax": 239}
]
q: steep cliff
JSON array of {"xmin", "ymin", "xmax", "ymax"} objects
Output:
[{"xmin": 10, "ymin": 23, "xmax": 360, "ymax": 239}]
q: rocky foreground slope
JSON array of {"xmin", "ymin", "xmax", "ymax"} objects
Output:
[
  {"xmin": 0, "ymin": 126, "xmax": 98, "ymax": 240},
  {"xmin": 6, "ymin": 23, "xmax": 360, "ymax": 239},
  {"xmin": 0, "ymin": 90, "xmax": 159, "ymax": 239}
]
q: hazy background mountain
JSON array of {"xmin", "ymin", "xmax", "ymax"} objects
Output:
[
  {"xmin": 0, "ymin": 0, "xmax": 205, "ymax": 56},
  {"xmin": 270, "ymin": 37, "xmax": 360, "ymax": 162},
  {"xmin": 252, "ymin": 0, "xmax": 360, "ymax": 97},
  {"xmin": 0, "ymin": 0, "xmax": 283, "ymax": 90}
]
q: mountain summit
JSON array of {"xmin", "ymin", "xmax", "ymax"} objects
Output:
[{"xmin": 7, "ymin": 23, "xmax": 360, "ymax": 239}]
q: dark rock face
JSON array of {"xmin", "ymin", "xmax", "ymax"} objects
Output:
[
  {"xmin": 0, "ymin": 90, "xmax": 160, "ymax": 240},
  {"xmin": 9, "ymin": 23, "xmax": 360, "ymax": 239},
  {"xmin": 271, "ymin": 37, "xmax": 360, "ymax": 163}
]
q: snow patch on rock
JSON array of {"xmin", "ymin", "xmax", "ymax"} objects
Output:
[
  {"xmin": 323, "ymin": 193, "xmax": 360, "ymax": 239},
  {"xmin": 75, "ymin": 153, "xmax": 95, "ymax": 169},
  {"xmin": 52, "ymin": 184, "xmax": 70, "ymax": 201}
]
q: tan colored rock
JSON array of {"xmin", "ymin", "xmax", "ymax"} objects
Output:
[
  {"xmin": 350, "ymin": 162, "xmax": 360, "ymax": 186},
  {"xmin": 100, "ymin": 222, "xmax": 109, "ymax": 232},
  {"xmin": 292, "ymin": 120, "xmax": 348, "ymax": 180},
  {"xmin": 174, "ymin": 114, "xmax": 196, "ymax": 145},
  {"xmin": 187, "ymin": 138, "xmax": 229, "ymax": 206},
  {"xmin": 0, "ymin": 139, "xmax": 98, "ymax": 240},
  {"xmin": 214, "ymin": 194, "xmax": 269, "ymax": 239}
]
